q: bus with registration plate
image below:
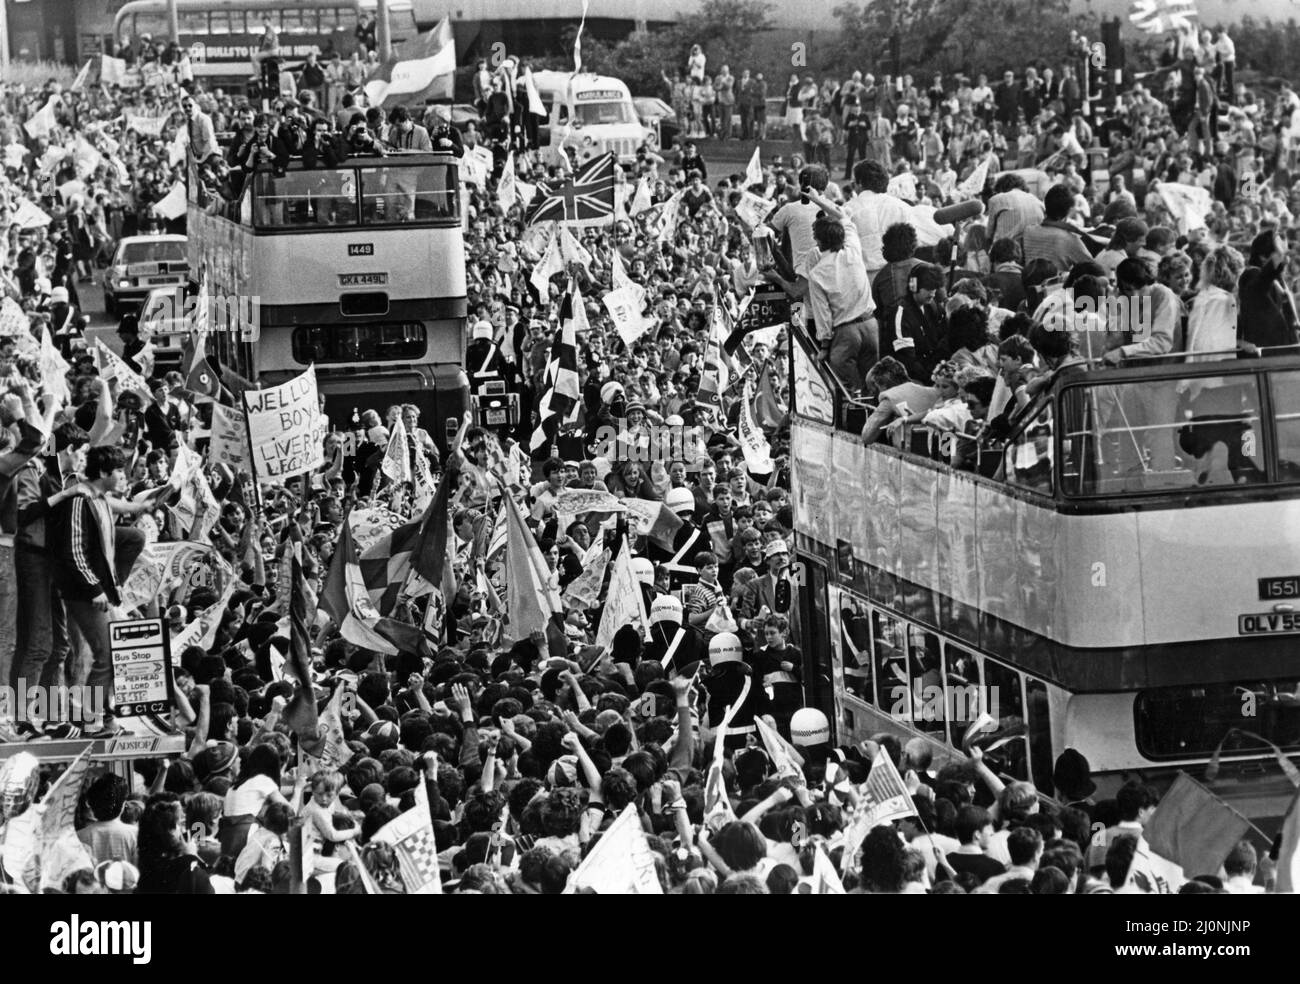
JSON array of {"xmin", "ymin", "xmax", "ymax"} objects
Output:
[
  {"xmin": 186, "ymin": 149, "xmax": 468, "ymax": 441},
  {"xmin": 789, "ymin": 333, "xmax": 1300, "ymax": 829}
]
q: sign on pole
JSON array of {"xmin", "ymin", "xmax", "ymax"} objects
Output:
[{"xmin": 108, "ymin": 618, "xmax": 174, "ymax": 717}]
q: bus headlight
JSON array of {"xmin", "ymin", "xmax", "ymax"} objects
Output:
[{"xmin": 119, "ymin": 279, "xmax": 132, "ymax": 288}]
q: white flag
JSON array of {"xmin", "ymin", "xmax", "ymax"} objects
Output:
[
  {"xmin": 497, "ymin": 152, "xmax": 518, "ymax": 211},
  {"xmin": 153, "ymin": 181, "xmax": 188, "ymax": 220},
  {"xmin": 22, "ymin": 97, "xmax": 60, "ymax": 140},
  {"xmin": 628, "ymin": 176, "xmax": 653, "ymax": 216},
  {"xmin": 529, "ymin": 225, "xmax": 564, "ymax": 297},
  {"xmin": 738, "ymin": 378, "xmax": 774, "ymax": 475},
  {"xmin": 595, "ymin": 539, "xmax": 649, "ymax": 650},
  {"xmin": 381, "ymin": 416, "xmax": 413, "ymax": 484},
  {"xmin": 956, "ymin": 154, "xmax": 991, "ymax": 200},
  {"xmin": 745, "ymin": 146, "xmax": 764, "ymax": 187},
  {"xmin": 564, "ymin": 803, "xmax": 662, "ymax": 894}
]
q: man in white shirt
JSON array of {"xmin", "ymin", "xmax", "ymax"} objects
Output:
[
  {"xmin": 975, "ymin": 827, "xmax": 1042, "ymax": 893},
  {"xmin": 765, "ymin": 164, "xmax": 829, "ymax": 277},
  {"xmin": 777, "ymin": 186, "xmax": 876, "ymax": 394},
  {"xmin": 845, "ymin": 159, "xmax": 912, "ymax": 276},
  {"xmin": 1087, "ymin": 780, "xmax": 1182, "ymax": 894},
  {"xmin": 1214, "ymin": 28, "xmax": 1235, "ymax": 100}
]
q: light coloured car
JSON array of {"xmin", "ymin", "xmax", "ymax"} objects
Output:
[{"xmin": 102, "ymin": 234, "xmax": 188, "ymax": 318}]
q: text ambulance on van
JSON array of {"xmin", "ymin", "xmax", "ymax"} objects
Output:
[{"xmin": 531, "ymin": 72, "xmax": 648, "ymax": 168}]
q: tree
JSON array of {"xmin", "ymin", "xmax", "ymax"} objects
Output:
[
  {"xmin": 832, "ymin": 0, "xmax": 1093, "ymax": 79},
  {"xmin": 679, "ymin": 0, "xmax": 776, "ymax": 70}
]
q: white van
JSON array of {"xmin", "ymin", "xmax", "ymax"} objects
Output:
[{"xmin": 531, "ymin": 72, "xmax": 648, "ymax": 167}]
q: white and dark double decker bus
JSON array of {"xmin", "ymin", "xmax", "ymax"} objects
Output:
[
  {"xmin": 790, "ymin": 334, "xmax": 1300, "ymax": 829},
  {"xmin": 187, "ymin": 149, "xmax": 468, "ymax": 439}
]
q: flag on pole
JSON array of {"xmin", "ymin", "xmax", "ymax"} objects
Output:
[
  {"xmin": 502, "ymin": 488, "xmax": 562, "ymax": 641},
  {"xmin": 410, "ymin": 465, "xmax": 457, "ymax": 640},
  {"xmin": 1144, "ymin": 772, "xmax": 1251, "ymax": 880},
  {"xmin": 755, "ymin": 715, "xmax": 804, "ymax": 780},
  {"xmin": 573, "ymin": 0, "xmax": 592, "ymax": 73},
  {"xmin": 529, "ymin": 285, "xmax": 582, "ymax": 451},
  {"xmin": 184, "ymin": 330, "xmax": 222, "ymax": 401},
  {"xmin": 529, "ymin": 224, "xmax": 565, "ymax": 297},
  {"xmin": 525, "ymin": 153, "xmax": 616, "ymax": 228},
  {"xmin": 841, "ymin": 749, "xmax": 918, "ymax": 871},
  {"xmin": 363, "ymin": 17, "xmax": 456, "ymax": 107},
  {"xmin": 381, "ymin": 416, "xmax": 413, "ymax": 485},
  {"xmin": 595, "ymin": 538, "xmax": 648, "ymax": 649},
  {"xmin": 628, "ymin": 176, "xmax": 653, "ymax": 216},
  {"xmin": 956, "ymin": 154, "xmax": 992, "ymax": 200},
  {"xmin": 70, "ymin": 60, "xmax": 93, "ymax": 92},
  {"xmin": 319, "ymin": 510, "xmax": 423, "ymax": 656},
  {"xmin": 1129, "ymin": 0, "xmax": 1198, "ymax": 34},
  {"xmin": 370, "ymin": 780, "xmax": 442, "ymax": 893},
  {"xmin": 564, "ymin": 803, "xmax": 663, "ymax": 893},
  {"xmin": 745, "ymin": 146, "xmax": 764, "ymax": 188},
  {"xmin": 303, "ymin": 683, "xmax": 354, "ymax": 772},
  {"xmin": 282, "ymin": 543, "xmax": 320, "ymax": 740},
  {"xmin": 651, "ymin": 189, "xmax": 684, "ymax": 243},
  {"xmin": 94, "ymin": 339, "xmax": 153, "ymax": 400},
  {"xmin": 37, "ymin": 744, "xmax": 96, "ymax": 890}
]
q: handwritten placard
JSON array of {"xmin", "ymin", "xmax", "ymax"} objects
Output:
[{"xmin": 243, "ymin": 366, "xmax": 327, "ymax": 483}]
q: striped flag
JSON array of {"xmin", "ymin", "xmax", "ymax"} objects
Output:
[
  {"xmin": 363, "ymin": 17, "xmax": 455, "ymax": 108},
  {"xmin": 1129, "ymin": 0, "xmax": 1198, "ymax": 34},
  {"xmin": 303, "ymin": 683, "xmax": 354, "ymax": 772},
  {"xmin": 529, "ymin": 285, "xmax": 582, "ymax": 452},
  {"xmin": 525, "ymin": 152, "xmax": 616, "ymax": 228},
  {"xmin": 841, "ymin": 749, "xmax": 918, "ymax": 872},
  {"xmin": 371, "ymin": 780, "xmax": 442, "ymax": 893}
]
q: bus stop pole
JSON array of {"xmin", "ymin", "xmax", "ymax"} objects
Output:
[
  {"xmin": 376, "ymin": 0, "xmax": 392, "ymax": 61},
  {"xmin": 167, "ymin": 0, "xmax": 179, "ymax": 44}
]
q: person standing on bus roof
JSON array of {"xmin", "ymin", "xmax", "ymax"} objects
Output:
[
  {"xmin": 250, "ymin": 16, "xmax": 281, "ymax": 77},
  {"xmin": 181, "ymin": 96, "xmax": 218, "ymax": 164},
  {"xmin": 387, "ymin": 106, "xmax": 432, "ymax": 152}
]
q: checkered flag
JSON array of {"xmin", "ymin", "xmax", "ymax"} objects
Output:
[{"xmin": 371, "ymin": 780, "xmax": 442, "ymax": 893}]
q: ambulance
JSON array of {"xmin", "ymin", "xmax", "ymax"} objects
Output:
[{"xmin": 531, "ymin": 72, "xmax": 648, "ymax": 167}]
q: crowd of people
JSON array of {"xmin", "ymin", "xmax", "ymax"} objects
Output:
[{"xmin": 0, "ymin": 18, "xmax": 1296, "ymax": 895}]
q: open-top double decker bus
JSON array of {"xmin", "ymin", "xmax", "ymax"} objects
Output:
[
  {"xmin": 187, "ymin": 149, "xmax": 468, "ymax": 442},
  {"xmin": 790, "ymin": 333, "xmax": 1300, "ymax": 830}
]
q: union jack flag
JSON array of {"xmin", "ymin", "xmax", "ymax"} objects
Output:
[
  {"xmin": 525, "ymin": 152, "xmax": 616, "ymax": 228},
  {"xmin": 529, "ymin": 283, "xmax": 582, "ymax": 452},
  {"xmin": 1129, "ymin": 0, "xmax": 1198, "ymax": 35}
]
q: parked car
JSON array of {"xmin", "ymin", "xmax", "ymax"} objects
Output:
[{"xmin": 632, "ymin": 96, "xmax": 679, "ymax": 151}]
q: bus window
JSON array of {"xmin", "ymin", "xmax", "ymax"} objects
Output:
[
  {"xmin": 359, "ymin": 165, "xmax": 458, "ymax": 223},
  {"xmin": 1135, "ymin": 681, "xmax": 1300, "ymax": 760},
  {"xmin": 1270, "ymin": 370, "xmax": 1300, "ymax": 482},
  {"xmin": 1004, "ymin": 402, "xmax": 1054, "ymax": 494},
  {"xmin": 839, "ymin": 598, "xmax": 873, "ymax": 705},
  {"xmin": 254, "ymin": 168, "xmax": 358, "ymax": 227},
  {"xmin": 283, "ymin": 9, "xmax": 318, "ymax": 33},
  {"xmin": 208, "ymin": 10, "xmax": 237, "ymax": 34},
  {"xmin": 1061, "ymin": 375, "xmax": 1265, "ymax": 495},
  {"xmin": 1025, "ymin": 678, "xmax": 1053, "ymax": 793},
  {"xmin": 907, "ymin": 626, "xmax": 945, "ymax": 737},
  {"xmin": 872, "ymin": 611, "xmax": 909, "ymax": 719},
  {"xmin": 980, "ymin": 658, "xmax": 1027, "ymax": 781},
  {"xmin": 292, "ymin": 323, "xmax": 427, "ymax": 364},
  {"xmin": 178, "ymin": 11, "xmax": 209, "ymax": 34},
  {"xmin": 943, "ymin": 642, "xmax": 982, "ymax": 747},
  {"xmin": 335, "ymin": 7, "xmax": 358, "ymax": 29}
]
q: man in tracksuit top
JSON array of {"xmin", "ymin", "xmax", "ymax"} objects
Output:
[
  {"xmin": 889, "ymin": 261, "xmax": 948, "ymax": 385},
  {"xmin": 49, "ymin": 445, "xmax": 160, "ymax": 736}
]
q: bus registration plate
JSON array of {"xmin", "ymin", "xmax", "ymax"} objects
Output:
[
  {"xmin": 339, "ymin": 273, "xmax": 388, "ymax": 287},
  {"xmin": 1259, "ymin": 576, "xmax": 1300, "ymax": 600},
  {"xmin": 1238, "ymin": 612, "xmax": 1300, "ymax": 635}
]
